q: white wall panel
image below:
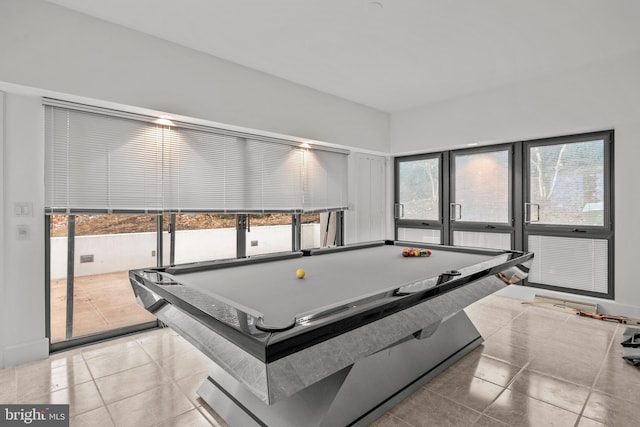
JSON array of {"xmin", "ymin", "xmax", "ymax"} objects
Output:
[
  {"xmin": 345, "ymin": 153, "xmax": 387, "ymax": 244},
  {"xmin": 0, "ymin": 0, "xmax": 388, "ymax": 152},
  {"xmin": 1, "ymin": 94, "xmax": 46, "ymax": 367}
]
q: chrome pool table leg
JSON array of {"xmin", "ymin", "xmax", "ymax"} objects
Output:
[{"xmin": 197, "ymin": 309, "xmax": 483, "ymax": 427}]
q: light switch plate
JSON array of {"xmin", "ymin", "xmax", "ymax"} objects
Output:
[
  {"xmin": 14, "ymin": 202, "xmax": 34, "ymax": 217},
  {"xmin": 16, "ymin": 224, "xmax": 30, "ymax": 240}
]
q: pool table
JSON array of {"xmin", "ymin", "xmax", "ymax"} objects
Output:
[{"xmin": 130, "ymin": 241, "xmax": 533, "ymax": 427}]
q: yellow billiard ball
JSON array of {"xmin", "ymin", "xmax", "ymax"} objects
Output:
[{"xmin": 296, "ymin": 268, "xmax": 305, "ymax": 279}]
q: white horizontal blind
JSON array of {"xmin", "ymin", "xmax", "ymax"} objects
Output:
[
  {"xmin": 45, "ymin": 106, "xmax": 163, "ymax": 212},
  {"xmin": 397, "ymin": 228, "xmax": 441, "ymax": 244},
  {"xmin": 163, "ymin": 132, "xmax": 304, "ymax": 212},
  {"xmin": 304, "ymin": 149, "xmax": 349, "ymax": 211},
  {"xmin": 244, "ymin": 139, "xmax": 303, "ymax": 212},
  {"xmin": 452, "ymin": 231, "xmax": 511, "ymax": 250},
  {"xmin": 528, "ymin": 235, "xmax": 608, "ymax": 293},
  {"xmin": 45, "ymin": 103, "xmax": 348, "ymax": 214},
  {"xmin": 163, "ymin": 127, "xmax": 236, "ymax": 211}
]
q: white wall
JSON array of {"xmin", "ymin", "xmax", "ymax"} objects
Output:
[
  {"xmin": 2, "ymin": 93, "xmax": 48, "ymax": 366},
  {"xmin": 50, "ymin": 224, "xmax": 322, "ymax": 279},
  {"xmin": 391, "ymin": 49, "xmax": 640, "ymax": 311},
  {"xmin": 0, "ymin": 0, "xmax": 388, "ymax": 152},
  {"xmin": 0, "ymin": 0, "xmax": 390, "ymax": 368},
  {"xmin": 0, "ymin": 90, "xmax": 5, "ymax": 369}
]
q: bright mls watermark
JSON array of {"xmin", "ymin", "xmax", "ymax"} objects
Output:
[{"xmin": 0, "ymin": 405, "xmax": 69, "ymax": 427}]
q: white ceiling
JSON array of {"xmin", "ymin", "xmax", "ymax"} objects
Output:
[{"xmin": 46, "ymin": 0, "xmax": 640, "ymax": 113}]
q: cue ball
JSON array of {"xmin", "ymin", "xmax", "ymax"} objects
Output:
[{"xmin": 296, "ymin": 268, "xmax": 305, "ymax": 279}]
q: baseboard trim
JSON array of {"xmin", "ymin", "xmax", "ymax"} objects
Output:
[
  {"xmin": 497, "ymin": 286, "xmax": 640, "ymax": 318},
  {"xmin": 3, "ymin": 337, "xmax": 49, "ymax": 368}
]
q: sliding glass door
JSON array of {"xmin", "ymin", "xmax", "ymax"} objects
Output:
[{"xmin": 48, "ymin": 214, "xmax": 158, "ymax": 348}]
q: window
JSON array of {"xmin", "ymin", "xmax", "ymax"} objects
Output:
[
  {"xmin": 451, "ymin": 149, "xmax": 510, "ymax": 224},
  {"xmin": 525, "ymin": 131, "xmax": 613, "ymax": 298},
  {"xmin": 246, "ymin": 214, "xmax": 292, "ymax": 256},
  {"xmin": 395, "ymin": 154, "xmax": 442, "ymax": 243},
  {"xmin": 171, "ymin": 214, "xmax": 237, "ymax": 263},
  {"xmin": 45, "ymin": 99, "xmax": 350, "ymax": 347},
  {"xmin": 394, "ymin": 131, "xmax": 614, "ymax": 298},
  {"xmin": 49, "ymin": 214, "xmax": 158, "ymax": 345},
  {"xmin": 449, "ymin": 146, "xmax": 514, "ymax": 250},
  {"xmin": 528, "ymin": 139, "xmax": 605, "ymax": 226},
  {"xmin": 397, "ymin": 156, "xmax": 440, "ymax": 221}
]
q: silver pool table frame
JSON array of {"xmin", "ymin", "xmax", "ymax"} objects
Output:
[{"xmin": 129, "ymin": 241, "xmax": 533, "ymax": 426}]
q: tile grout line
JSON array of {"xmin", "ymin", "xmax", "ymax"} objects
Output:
[
  {"xmin": 381, "ymin": 412, "xmax": 414, "ymax": 427},
  {"xmin": 440, "ymin": 300, "xmax": 618, "ymax": 426},
  {"xmin": 464, "ymin": 304, "xmax": 533, "ymax": 425},
  {"xmin": 407, "ymin": 387, "xmax": 486, "ymax": 426},
  {"xmin": 490, "ymin": 311, "xmax": 618, "ymax": 427},
  {"xmin": 84, "ymin": 331, "xmax": 203, "ymax": 426},
  {"xmin": 476, "ymin": 357, "xmax": 532, "ymax": 424},
  {"xmin": 80, "ymin": 339, "xmax": 126, "ymax": 427},
  {"xmin": 134, "ymin": 332, "xmax": 206, "ymax": 427},
  {"xmin": 511, "ymin": 311, "xmax": 600, "ymax": 425},
  {"xmin": 389, "ymin": 298, "xmax": 529, "ymax": 426},
  {"xmin": 572, "ymin": 322, "xmax": 621, "ymax": 427},
  {"xmin": 476, "ymin": 307, "xmax": 585, "ymax": 424},
  {"xmin": 80, "ymin": 334, "xmax": 194, "ymax": 425}
]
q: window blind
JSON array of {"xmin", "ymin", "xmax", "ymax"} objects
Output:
[
  {"xmin": 162, "ymin": 127, "xmax": 235, "ymax": 212},
  {"xmin": 163, "ymin": 130, "xmax": 304, "ymax": 212},
  {"xmin": 243, "ymin": 138, "xmax": 304, "ymax": 212},
  {"xmin": 528, "ymin": 235, "xmax": 608, "ymax": 293},
  {"xmin": 44, "ymin": 102, "xmax": 348, "ymax": 214},
  {"xmin": 45, "ymin": 107, "xmax": 164, "ymax": 213},
  {"xmin": 303, "ymin": 149, "xmax": 349, "ymax": 211}
]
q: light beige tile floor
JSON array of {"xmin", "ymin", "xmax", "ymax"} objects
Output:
[
  {"xmin": 1, "ymin": 294, "xmax": 638, "ymax": 426},
  {"xmin": 50, "ymin": 271, "xmax": 157, "ymax": 343}
]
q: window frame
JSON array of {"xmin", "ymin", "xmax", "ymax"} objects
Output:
[
  {"xmin": 523, "ymin": 130, "xmax": 614, "ymax": 299},
  {"xmin": 394, "ymin": 152, "xmax": 445, "ymax": 243},
  {"xmin": 43, "ymin": 98, "xmax": 351, "ymax": 350},
  {"xmin": 448, "ymin": 143, "xmax": 516, "ymax": 248},
  {"xmin": 393, "ymin": 130, "xmax": 614, "ymax": 299}
]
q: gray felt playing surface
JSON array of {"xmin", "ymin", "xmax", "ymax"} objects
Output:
[{"xmin": 163, "ymin": 245, "xmax": 493, "ymax": 329}]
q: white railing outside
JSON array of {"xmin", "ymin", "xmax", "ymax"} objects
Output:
[{"xmin": 50, "ymin": 224, "xmax": 321, "ymax": 279}]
